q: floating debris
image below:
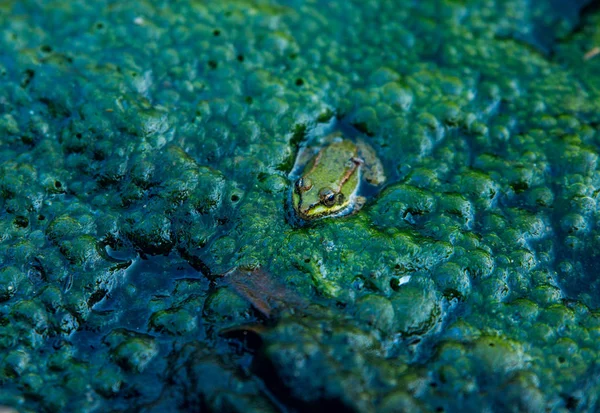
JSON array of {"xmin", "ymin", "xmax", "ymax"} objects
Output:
[
  {"xmin": 584, "ymin": 46, "xmax": 600, "ymax": 61},
  {"xmin": 224, "ymin": 268, "xmax": 306, "ymax": 318}
]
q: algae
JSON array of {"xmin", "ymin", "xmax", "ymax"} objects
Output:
[{"xmin": 1, "ymin": 0, "xmax": 600, "ymax": 412}]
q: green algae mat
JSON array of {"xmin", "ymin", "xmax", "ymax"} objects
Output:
[{"xmin": 2, "ymin": 0, "xmax": 600, "ymax": 412}]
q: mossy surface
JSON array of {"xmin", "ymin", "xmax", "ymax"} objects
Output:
[{"xmin": 1, "ymin": 0, "xmax": 600, "ymax": 412}]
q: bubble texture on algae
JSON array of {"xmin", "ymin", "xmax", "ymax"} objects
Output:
[{"xmin": 1, "ymin": 0, "xmax": 600, "ymax": 412}]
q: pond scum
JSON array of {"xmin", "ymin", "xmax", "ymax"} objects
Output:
[{"xmin": 1, "ymin": 0, "xmax": 600, "ymax": 412}]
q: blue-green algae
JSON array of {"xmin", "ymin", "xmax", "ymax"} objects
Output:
[{"xmin": 1, "ymin": 0, "xmax": 600, "ymax": 412}]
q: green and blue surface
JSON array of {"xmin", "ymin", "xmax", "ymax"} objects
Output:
[{"xmin": 1, "ymin": 0, "xmax": 600, "ymax": 411}]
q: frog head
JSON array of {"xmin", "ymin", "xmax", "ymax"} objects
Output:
[{"xmin": 292, "ymin": 140, "xmax": 362, "ymax": 221}]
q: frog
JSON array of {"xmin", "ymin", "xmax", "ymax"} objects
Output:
[{"xmin": 287, "ymin": 131, "xmax": 386, "ymax": 225}]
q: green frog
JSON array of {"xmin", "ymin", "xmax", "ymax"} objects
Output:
[{"xmin": 288, "ymin": 132, "xmax": 386, "ymax": 225}]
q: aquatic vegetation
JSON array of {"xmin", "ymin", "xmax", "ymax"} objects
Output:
[{"xmin": 1, "ymin": 0, "xmax": 600, "ymax": 412}]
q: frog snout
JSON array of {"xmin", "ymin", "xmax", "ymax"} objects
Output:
[{"xmin": 298, "ymin": 201, "xmax": 313, "ymax": 215}]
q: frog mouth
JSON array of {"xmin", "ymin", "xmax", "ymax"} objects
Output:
[
  {"xmin": 294, "ymin": 205, "xmax": 317, "ymax": 220},
  {"xmin": 294, "ymin": 203, "xmax": 323, "ymax": 220},
  {"xmin": 294, "ymin": 202, "xmax": 351, "ymax": 221}
]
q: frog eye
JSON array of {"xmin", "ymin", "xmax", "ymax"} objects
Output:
[
  {"xmin": 319, "ymin": 187, "xmax": 336, "ymax": 207},
  {"xmin": 295, "ymin": 177, "xmax": 313, "ymax": 193},
  {"xmin": 346, "ymin": 157, "xmax": 363, "ymax": 168}
]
